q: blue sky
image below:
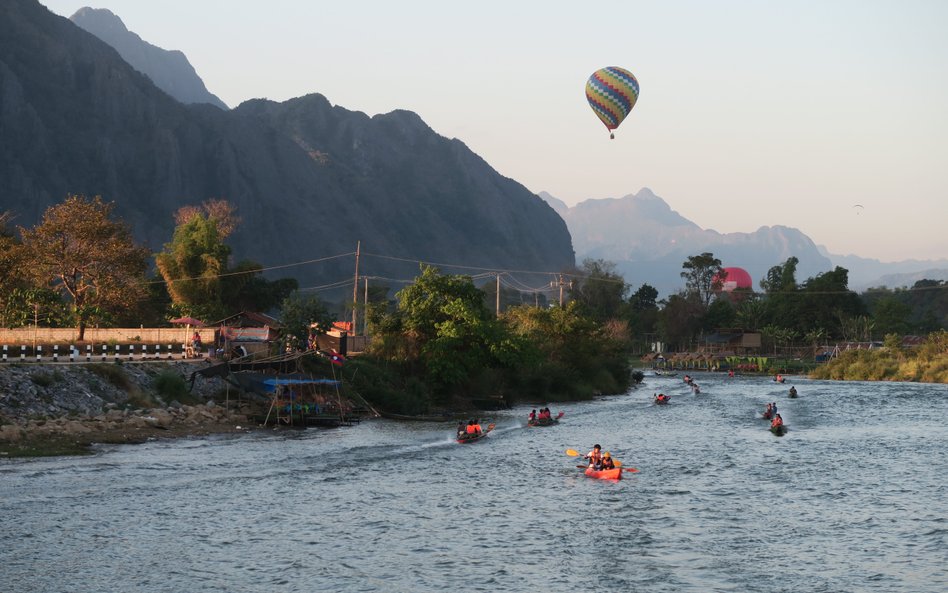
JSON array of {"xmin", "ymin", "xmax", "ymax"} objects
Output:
[{"xmin": 41, "ymin": 0, "xmax": 948, "ymax": 262}]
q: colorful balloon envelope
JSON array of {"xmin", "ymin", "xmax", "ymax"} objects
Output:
[{"xmin": 585, "ymin": 66, "xmax": 639, "ymax": 139}]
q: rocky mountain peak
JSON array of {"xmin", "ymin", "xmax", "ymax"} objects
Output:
[{"xmin": 69, "ymin": 6, "xmax": 228, "ymax": 109}]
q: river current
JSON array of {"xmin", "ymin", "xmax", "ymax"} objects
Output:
[{"xmin": 2, "ymin": 374, "xmax": 946, "ymax": 592}]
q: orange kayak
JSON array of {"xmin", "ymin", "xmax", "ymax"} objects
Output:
[{"xmin": 584, "ymin": 467, "xmax": 622, "ymax": 480}]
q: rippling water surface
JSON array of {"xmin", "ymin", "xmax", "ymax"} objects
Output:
[{"xmin": 2, "ymin": 375, "xmax": 947, "ymax": 592}]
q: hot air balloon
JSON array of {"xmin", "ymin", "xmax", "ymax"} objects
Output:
[
  {"xmin": 716, "ymin": 267, "xmax": 753, "ymax": 292},
  {"xmin": 585, "ymin": 66, "xmax": 639, "ymax": 139}
]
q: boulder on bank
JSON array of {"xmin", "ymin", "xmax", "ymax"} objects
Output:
[{"xmin": 0, "ymin": 361, "xmax": 259, "ymax": 448}]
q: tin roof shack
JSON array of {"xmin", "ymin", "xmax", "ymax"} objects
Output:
[{"xmin": 216, "ymin": 311, "xmax": 281, "ymax": 359}]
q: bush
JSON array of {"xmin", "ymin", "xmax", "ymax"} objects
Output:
[
  {"xmin": 30, "ymin": 371, "xmax": 59, "ymax": 387},
  {"xmin": 87, "ymin": 363, "xmax": 132, "ymax": 391},
  {"xmin": 152, "ymin": 370, "xmax": 191, "ymax": 402}
]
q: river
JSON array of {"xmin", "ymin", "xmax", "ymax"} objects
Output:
[{"xmin": 2, "ymin": 374, "xmax": 946, "ymax": 592}]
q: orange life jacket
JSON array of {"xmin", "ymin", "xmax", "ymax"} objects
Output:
[{"xmin": 466, "ymin": 424, "xmax": 476, "ymax": 434}]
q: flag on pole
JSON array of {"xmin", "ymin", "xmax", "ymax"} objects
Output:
[{"xmin": 320, "ymin": 349, "xmax": 346, "ymax": 366}]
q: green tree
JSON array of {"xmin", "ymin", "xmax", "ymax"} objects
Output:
[
  {"xmin": 570, "ymin": 259, "xmax": 628, "ymax": 322},
  {"xmin": 799, "ymin": 267, "xmax": 865, "ymax": 337},
  {"xmin": 279, "ymin": 292, "xmax": 333, "ymax": 351},
  {"xmin": 155, "ymin": 208, "xmax": 232, "ymax": 321},
  {"xmin": 17, "ymin": 195, "xmax": 149, "ymax": 340},
  {"xmin": 760, "ymin": 256, "xmax": 799, "ymax": 293},
  {"xmin": 393, "ymin": 265, "xmax": 507, "ymax": 392},
  {"xmin": 703, "ymin": 298, "xmax": 737, "ymax": 332},
  {"xmin": 681, "ymin": 252, "xmax": 724, "ymax": 307},
  {"xmin": 870, "ymin": 296, "xmax": 912, "ymax": 336},
  {"xmin": 658, "ymin": 293, "xmax": 703, "ymax": 350},
  {"xmin": 736, "ymin": 297, "xmax": 766, "ymax": 331},
  {"xmin": 628, "ymin": 283, "xmax": 659, "ymax": 345}
]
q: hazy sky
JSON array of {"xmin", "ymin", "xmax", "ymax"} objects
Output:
[{"xmin": 41, "ymin": 0, "xmax": 948, "ymax": 262}]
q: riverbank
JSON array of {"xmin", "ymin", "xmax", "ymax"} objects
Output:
[{"xmin": 0, "ymin": 361, "xmax": 264, "ymax": 457}]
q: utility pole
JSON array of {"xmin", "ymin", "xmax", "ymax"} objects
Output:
[
  {"xmin": 32, "ymin": 303, "xmax": 38, "ymax": 355},
  {"xmin": 363, "ymin": 276, "xmax": 369, "ymax": 336},
  {"xmin": 495, "ymin": 273, "xmax": 501, "ymax": 318},
  {"xmin": 552, "ymin": 274, "xmax": 572, "ymax": 307},
  {"xmin": 352, "ymin": 241, "xmax": 360, "ymax": 335}
]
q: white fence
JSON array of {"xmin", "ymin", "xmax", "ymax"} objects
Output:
[{"xmin": 0, "ymin": 343, "xmax": 202, "ymax": 363}]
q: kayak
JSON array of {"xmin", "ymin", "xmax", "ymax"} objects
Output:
[
  {"xmin": 528, "ymin": 412, "xmax": 564, "ymax": 427},
  {"xmin": 584, "ymin": 467, "xmax": 622, "ymax": 480},
  {"xmin": 456, "ymin": 423, "xmax": 495, "ymax": 444},
  {"xmin": 770, "ymin": 424, "xmax": 787, "ymax": 436}
]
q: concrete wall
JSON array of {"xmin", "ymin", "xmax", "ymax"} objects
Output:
[{"xmin": 0, "ymin": 327, "xmax": 214, "ymax": 344}]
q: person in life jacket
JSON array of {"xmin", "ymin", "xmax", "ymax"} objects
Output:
[
  {"xmin": 600, "ymin": 452, "xmax": 616, "ymax": 470},
  {"xmin": 585, "ymin": 444, "xmax": 603, "ymax": 469},
  {"xmin": 655, "ymin": 393, "xmax": 668, "ymax": 403},
  {"xmin": 789, "ymin": 386, "xmax": 798, "ymax": 397},
  {"xmin": 771, "ymin": 402, "xmax": 778, "ymax": 416},
  {"xmin": 764, "ymin": 403, "xmax": 773, "ymax": 418},
  {"xmin": 473, "ymin": 419, "xmax": 483, "ymax": 435},
  {"xmin": 528, "ymin": 409, "xmax": 537, "ymax": 423},
  {"xmin": 465, "ymin": 420, "xmax": 477, "ymax": 435},
  {"xmin": 771, "ymin": 414, "xmax": 784, "ymax": 429},
  {"xmin": 728, "ymin": 369, "xmax": 735, "ymax": 377}
]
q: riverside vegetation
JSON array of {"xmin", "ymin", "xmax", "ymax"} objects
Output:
[{"xmin": 809, "ymin": 331, "xmax": 948, "ymax": 383}]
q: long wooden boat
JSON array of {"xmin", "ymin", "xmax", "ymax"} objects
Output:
[
  {"xmin": 456, "ymin": 423, "xmax": 495, "ymax": 444},
  {"xmin": 584, "ymin": 467, "xmax": 623, "ymax": 480}
]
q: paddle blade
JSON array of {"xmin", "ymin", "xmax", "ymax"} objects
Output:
[
  {"xmin": 565, "ymin": 449, "xmax": 580, "ymax": 457},
  {"xmin": 613, "ymin": 460, "xmax": 638, "ymax": 472},
  {"xmin": 556, "ymin": 411, "xmax": 565, "ymax": 419}
]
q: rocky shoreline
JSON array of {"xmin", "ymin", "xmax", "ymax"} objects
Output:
[{"xmin": 0, "ymin": 361, "xmax": 266, "ymax": 457}]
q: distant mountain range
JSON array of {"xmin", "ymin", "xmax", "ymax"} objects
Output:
[
  {"xmin": 70, "ymin": 7, "xmax": 228, "ymax": 110},
  {"xmin": 0, "ymin": 0, "xmax": 574, "ymax": 296},
  {"xmin": 541, "ymin": 189, "xmax": 948, "ymax": 297}
]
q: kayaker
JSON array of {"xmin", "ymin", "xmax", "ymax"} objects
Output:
[
  {"xmin": 764, "ymin": 403, "xmax": 773, "ymax": 418},
  {"xmin": 528, "ymin": 409, "xmax": 537, "ymax": 422},
  {"xmin": 584, "ymin": 444, "xmax": 603, "ymax": 469},
  {"xmin": 771, "ymin": 414, "xmax": 783, "ymax": 429},
  {"xmin": 600, "ymin": 452, "xmax": 615, "ymax": 470}
]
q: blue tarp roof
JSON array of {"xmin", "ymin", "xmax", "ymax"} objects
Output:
[{"xmin": 262, "ymin": 377, "xmax": 339, "ymax": 391}]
